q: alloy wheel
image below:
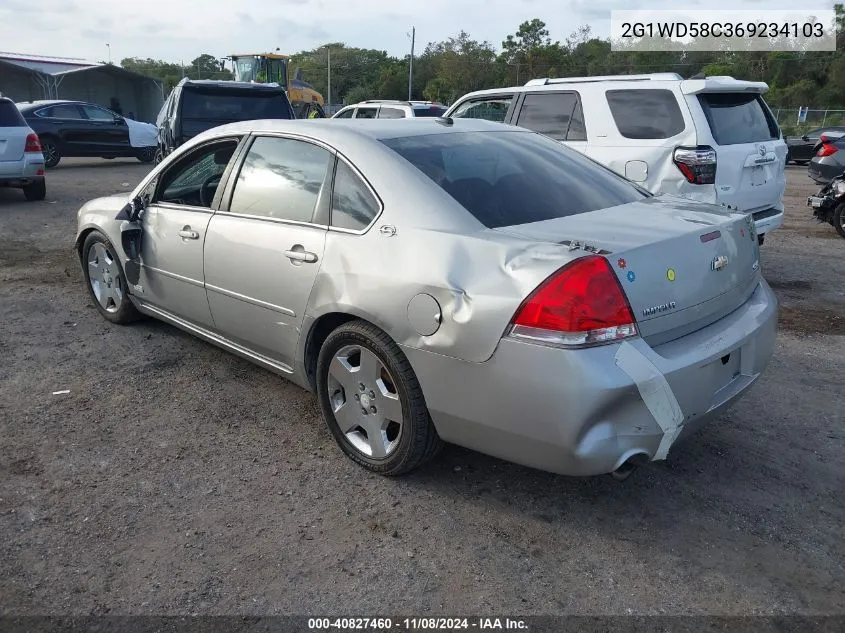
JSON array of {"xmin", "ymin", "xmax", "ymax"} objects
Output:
[
  {"xmin": 326, "ymin": 344, "xmax": 404, "ymax": 459},
  {"xmin": 87, "ymin": 242, "xmax": 124, "ymax": 313}
]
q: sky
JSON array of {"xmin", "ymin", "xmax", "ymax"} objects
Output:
[{"xmin": 0, "ymin": 0, "xmax": 836, "ymax": 65}]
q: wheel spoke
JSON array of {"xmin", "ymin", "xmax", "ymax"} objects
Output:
[
  {"xmin": 333, "ymin": 400, "xmax": 361, "ymax": 434},
  {"xmin": 94, "ymin": 281, "xmax": 111, "ymax": 309},
  {"xmin": 112, "ymin": 276, "xmax": 123, "ymax": 304},
  {"xmin": 363, "ymin": 418, "xmax": 388, "ymax": 458},
  {"xmin": 329, "ymin": 354, "xmax": 359, "ymax": 395},
  {"xmin": 358, "ymin": 347, "xmax": 381, "ymax": 384},
  {"xmin": 377, "ymin": 391, "xmax": 402, "ymax": 424}
]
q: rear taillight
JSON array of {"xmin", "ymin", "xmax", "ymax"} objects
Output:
[
  {"xmin": 817, "ymin": 143, "xmax": 838, "ymax": 157},
  {"xmin": 508, "ymin": 255, "xmax": 638, "ymax": 348},
  {"xmin": 673, "ymin": 146, "xmax": 716, "ymax": 185},
  {"xmin": 24, "ymin": 133, "xmax": 41, "ymax": 153}
]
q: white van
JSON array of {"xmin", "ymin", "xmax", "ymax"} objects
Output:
[{"xmin": 443, "ymin": 73, "xmax": 786, "ymax": 243}]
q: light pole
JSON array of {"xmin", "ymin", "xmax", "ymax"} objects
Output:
[
  {"xmin": 327, "ymin": 46, "xmax": 332, "ymax": 112},
  {"xmin": 407, "ymin": 27, "xmax": 415, "ymax": 101},
  {"xmin": 106, "ymin": 43, "xmax": 111, "ymax": 64}
]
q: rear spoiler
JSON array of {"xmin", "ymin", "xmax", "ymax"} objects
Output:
[{"xmin": 680, "ymin": 77, "xmax": 768, "ymax": 95}]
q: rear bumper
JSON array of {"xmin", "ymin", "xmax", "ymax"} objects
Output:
[
  {"xmin": 808, "ymin": 159, "xmax": 841, "ymax": 184},
  {"xmin": 0, "ymin": 153, "xmax": 45, "ymax": 185},
  {"xmin": 403, "ymin": 279, "xmax": 778, "ymax": 477},
  {"xmin": 751, "ymin": 206, "xmax": 783, "ymax": 236}
]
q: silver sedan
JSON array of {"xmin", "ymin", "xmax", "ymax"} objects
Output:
[{"xmin": 74, "ymin": 118, "xmax": 778, "ymax": 479}]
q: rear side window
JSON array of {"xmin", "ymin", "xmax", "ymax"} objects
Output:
[
  {"xmin": 606, "ymin": 89, "xmax": 685, "ymax": 139},
  {"xmin": 38, "ymin": 104, "xmax": 84, "ymax": 119},
  {"xmin": 382, "ymin": 131, "xmax": 648, "ymax": 229},
  {"xmin": 516, "ymin": 92, "xmax": 586, "ymax": 141},
  {"xmin": 331, "ymin": 161, "xmax": 380, "ymax": 230},
  {"xmin": 451, "ymin": 96, "xmax": 513, "ymax": 122},
  {"xmin": 378, "ymin": 107, "xmax": 405, "ymax": 119},
  {"xmin": 412, "ymin": 105, "xmax": 446, "ymax": 118},
  {"xmin": 0, "ymin": 101, "xmax": 26, "ymax": 126},
  {"xmin": 697, "ymin": 93, "xmax": 779, "ymax": 145}
]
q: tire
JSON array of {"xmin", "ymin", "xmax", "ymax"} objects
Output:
[
  {"xmin": 40, "ymin": 137, "xmax": 60, "ymax": 168},
  {"xmin": 81, "ymin": 231, "xmax": 141, "ymax": 325},
  {"xmin": 833, "ymin": 203, "xmax": 845, "ymax": 239},
  {"xmin": 316, "ymin": 320, "xmax": 443, "ymax": 476},
  {"xmin": 22, "ymin": 180, "xmax": 46, "ymax": 201},
  {"xmin": 136, "ymin": 146, "xmax": 155, "ymax": 163},
  {"xmin": 153, "ymin": 146, "xmax": 165, "ymax": 165}
]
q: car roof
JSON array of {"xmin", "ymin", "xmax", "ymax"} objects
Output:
[
  {"xmin": 178, "ymin": 78, "xmax": 285, "ymax": 91},
  {"xmin": 17, "ymin": 99, "xmax": 103, "ymax": 111}
]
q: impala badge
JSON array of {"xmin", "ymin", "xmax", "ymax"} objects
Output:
[
  {"xmin": 642, "ymin": 301, "xmax": 676, "ymax": 317},
  {"xmin": 711, "ymin": 255, "xmax": 729, "ymax": 271}
]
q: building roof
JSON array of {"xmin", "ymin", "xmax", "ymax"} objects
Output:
[{"xmin": 0, "ymin": 52, "xmax": 95, "ymax": 74}]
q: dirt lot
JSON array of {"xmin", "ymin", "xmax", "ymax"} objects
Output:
[{"xmin": 0, "ymin": 161, "xmax": 843, "ymax": 617}]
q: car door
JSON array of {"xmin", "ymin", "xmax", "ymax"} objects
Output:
[
  {"xmin": 80, "ymin": 104, "xmax": 129, "ymax": 153},
  {"xmin": 136, "ymin": 136, "xmax": 243, "ymax": 328},
  {"xmin": 34, "ymin": 104, "xmax": 91, "ymax": 154},
  {"xmin": 204, "ymin": 134, "xmax": 333, "ymax": 369}
]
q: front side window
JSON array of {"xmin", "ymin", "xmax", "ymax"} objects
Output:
[
  {"xmin": 606, "ymin": 89, "xmax": 685, "ymax": 140},
  {"xmin": 331, "ymin": 161, "xmax": 380, "ymax": 231},
  {"xmin": 228, "ymin": 136, "xmax": 332, "ymax": 222},
  {"xmin": 334, "ymin": 108, "xmax": 354, "ymax": 119},
  {"xmin": 355, "ymin": 107, "xmax": 378, "ymax": 119},
  {"xmin": 382, "ymin": 131, "xmax": 648, "ymax": 229},
  {"xmin": 82, "ymin": 105, "xmax": 116, "ymax": 121},
  {"xmin": 156, "ymin": 139, "xmax": 239, "ymax": 208},
  {"xmin": 516, "ymin": 92, "xmax": 586, "ymax": 141},
  {"xmin": 451, "ymin": 96, "xmax": 513, "ymax": 122}
]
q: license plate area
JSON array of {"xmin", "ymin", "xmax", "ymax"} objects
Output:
[
  {"xmin": 750, "ymin": 165, "xmax": 766, "ymax": 187},
  {"xmin": 808, "ymin": 196, "xmax": 824, "ymax": 208}
]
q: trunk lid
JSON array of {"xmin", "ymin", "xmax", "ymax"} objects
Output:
[{"xmin": 495, "ymin": 196, "xmax": 761, "ymax": 345}]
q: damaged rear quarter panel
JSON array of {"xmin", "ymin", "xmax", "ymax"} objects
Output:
[{"xmin": 305, "ymin": 195, "xmax": 577, "ymax": 365}]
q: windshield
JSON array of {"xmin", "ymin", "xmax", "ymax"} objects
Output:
[
  {"xmin": 181, "ymin": 89, "xmax": 292, "ymax": 121},
  {"xmin": 381, "ymin": 131, "xmax": 649, "ymax": 228}
]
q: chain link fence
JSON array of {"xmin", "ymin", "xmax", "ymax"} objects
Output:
[{"xmin": 771, "ymin": 108, "xmax": 845, "ymax": 134}]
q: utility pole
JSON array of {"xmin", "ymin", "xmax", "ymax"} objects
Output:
[
  {"xmin": 106, "ymin": 43, "xmax": 111, "ymax": 64},
  {"xmin": 408, "ymin": 26, "xmax": 415, "ymax": 101},
  {"xmin": 327, "ymin": 46, "xmax": 332, "ymax": 112}
]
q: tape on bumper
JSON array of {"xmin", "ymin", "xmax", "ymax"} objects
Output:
[{"xmin": 614, "ymin": 341, "xmax": 685, "ymax": 461}]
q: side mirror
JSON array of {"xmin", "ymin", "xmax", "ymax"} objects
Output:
[
  {"xmin": 801, "ymin": 134, "xmax": 809, "ymax": 141},
  {"xmin": 114, "ymin": 115, "xmax": 125, "ymax": 125},
  {"xmin": 115, "ymin": 195, "xmax": 146, "ymax": 222}
]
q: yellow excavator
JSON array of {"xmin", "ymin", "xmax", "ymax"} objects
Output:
[{"xmin": 228, "ymin": 52, "xmax": 325, "ymax": 118}]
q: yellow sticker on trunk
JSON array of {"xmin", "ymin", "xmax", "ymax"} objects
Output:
[{"xmin": 667, "ymin": 268, "xmax": 676, "ymax": 281}]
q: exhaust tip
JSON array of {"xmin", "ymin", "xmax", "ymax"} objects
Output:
[{"xmin": 610, "ymin": 453, "xmax": 650, "ymax": 482}]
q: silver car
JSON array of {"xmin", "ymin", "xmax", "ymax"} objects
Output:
[
  {"xmin": 0, "ymin": 96, "xmax": 45, "ymax": 200},
  {"xmin": 74, "ymin": 118, "xmax": 778, "ymax": 479}
]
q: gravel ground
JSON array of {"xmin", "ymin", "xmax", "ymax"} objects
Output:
[{"xmin": 0, "ymin": 161, "xmax": 843, "ymax": 616}]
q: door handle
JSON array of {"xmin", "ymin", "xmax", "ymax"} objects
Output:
[
  {"xmin": 179, "ymin": 226, "xmax": 200, "ymax": 240},
  {"xmin": 284, "ymin": 248, "xmax": 318, "ymax": 263}
]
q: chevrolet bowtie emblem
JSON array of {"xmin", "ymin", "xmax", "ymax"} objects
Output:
[{"xmin": 711, "ymin": 255, "xmax": 729, "ymax": 271}]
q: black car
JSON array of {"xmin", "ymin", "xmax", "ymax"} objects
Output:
[
  {"xmin": 785, "ymin": 126, "xmax": 845, "ymax": 165},
  {"xmin": 155, "ymin": 79, "xmax": 295, "ymax": 163},
  {"xmin": 16, "ymin": 100, "xmax": 156, "ymax": 168},
  {"xmin": 808, "ymin": 135, "xmax": 845, "ymax": 183}
]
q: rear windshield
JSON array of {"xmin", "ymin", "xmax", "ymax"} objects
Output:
[
  {"xmin": 0, "ymin": 101, "xmax": 26, "ymax": 126},
  {"xmin": 381, "ymin": 131, "xmax": 648, "ymax": 229},
  {"xmin": 181, "ymin": 89, "xmax": 292, "ymax": 121},
  {"xmin": 412, "ymin": 106, "xmax": 446, "ymax": 117},
  {"xmin": 697, "ymin": 93, "xmax": 779, "ymax": 145}
]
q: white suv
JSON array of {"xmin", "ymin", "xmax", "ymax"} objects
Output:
[
  {"xmin": 0, "ymin": 96, "xmax": 45, "ymax": 201},
  {"xmin": 332, "ymin": 100, "xmax": 447, "ymax": 120},
  {"xmin": 444, "ymin": 73, "xmax": 786, "ymax": 243}
]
